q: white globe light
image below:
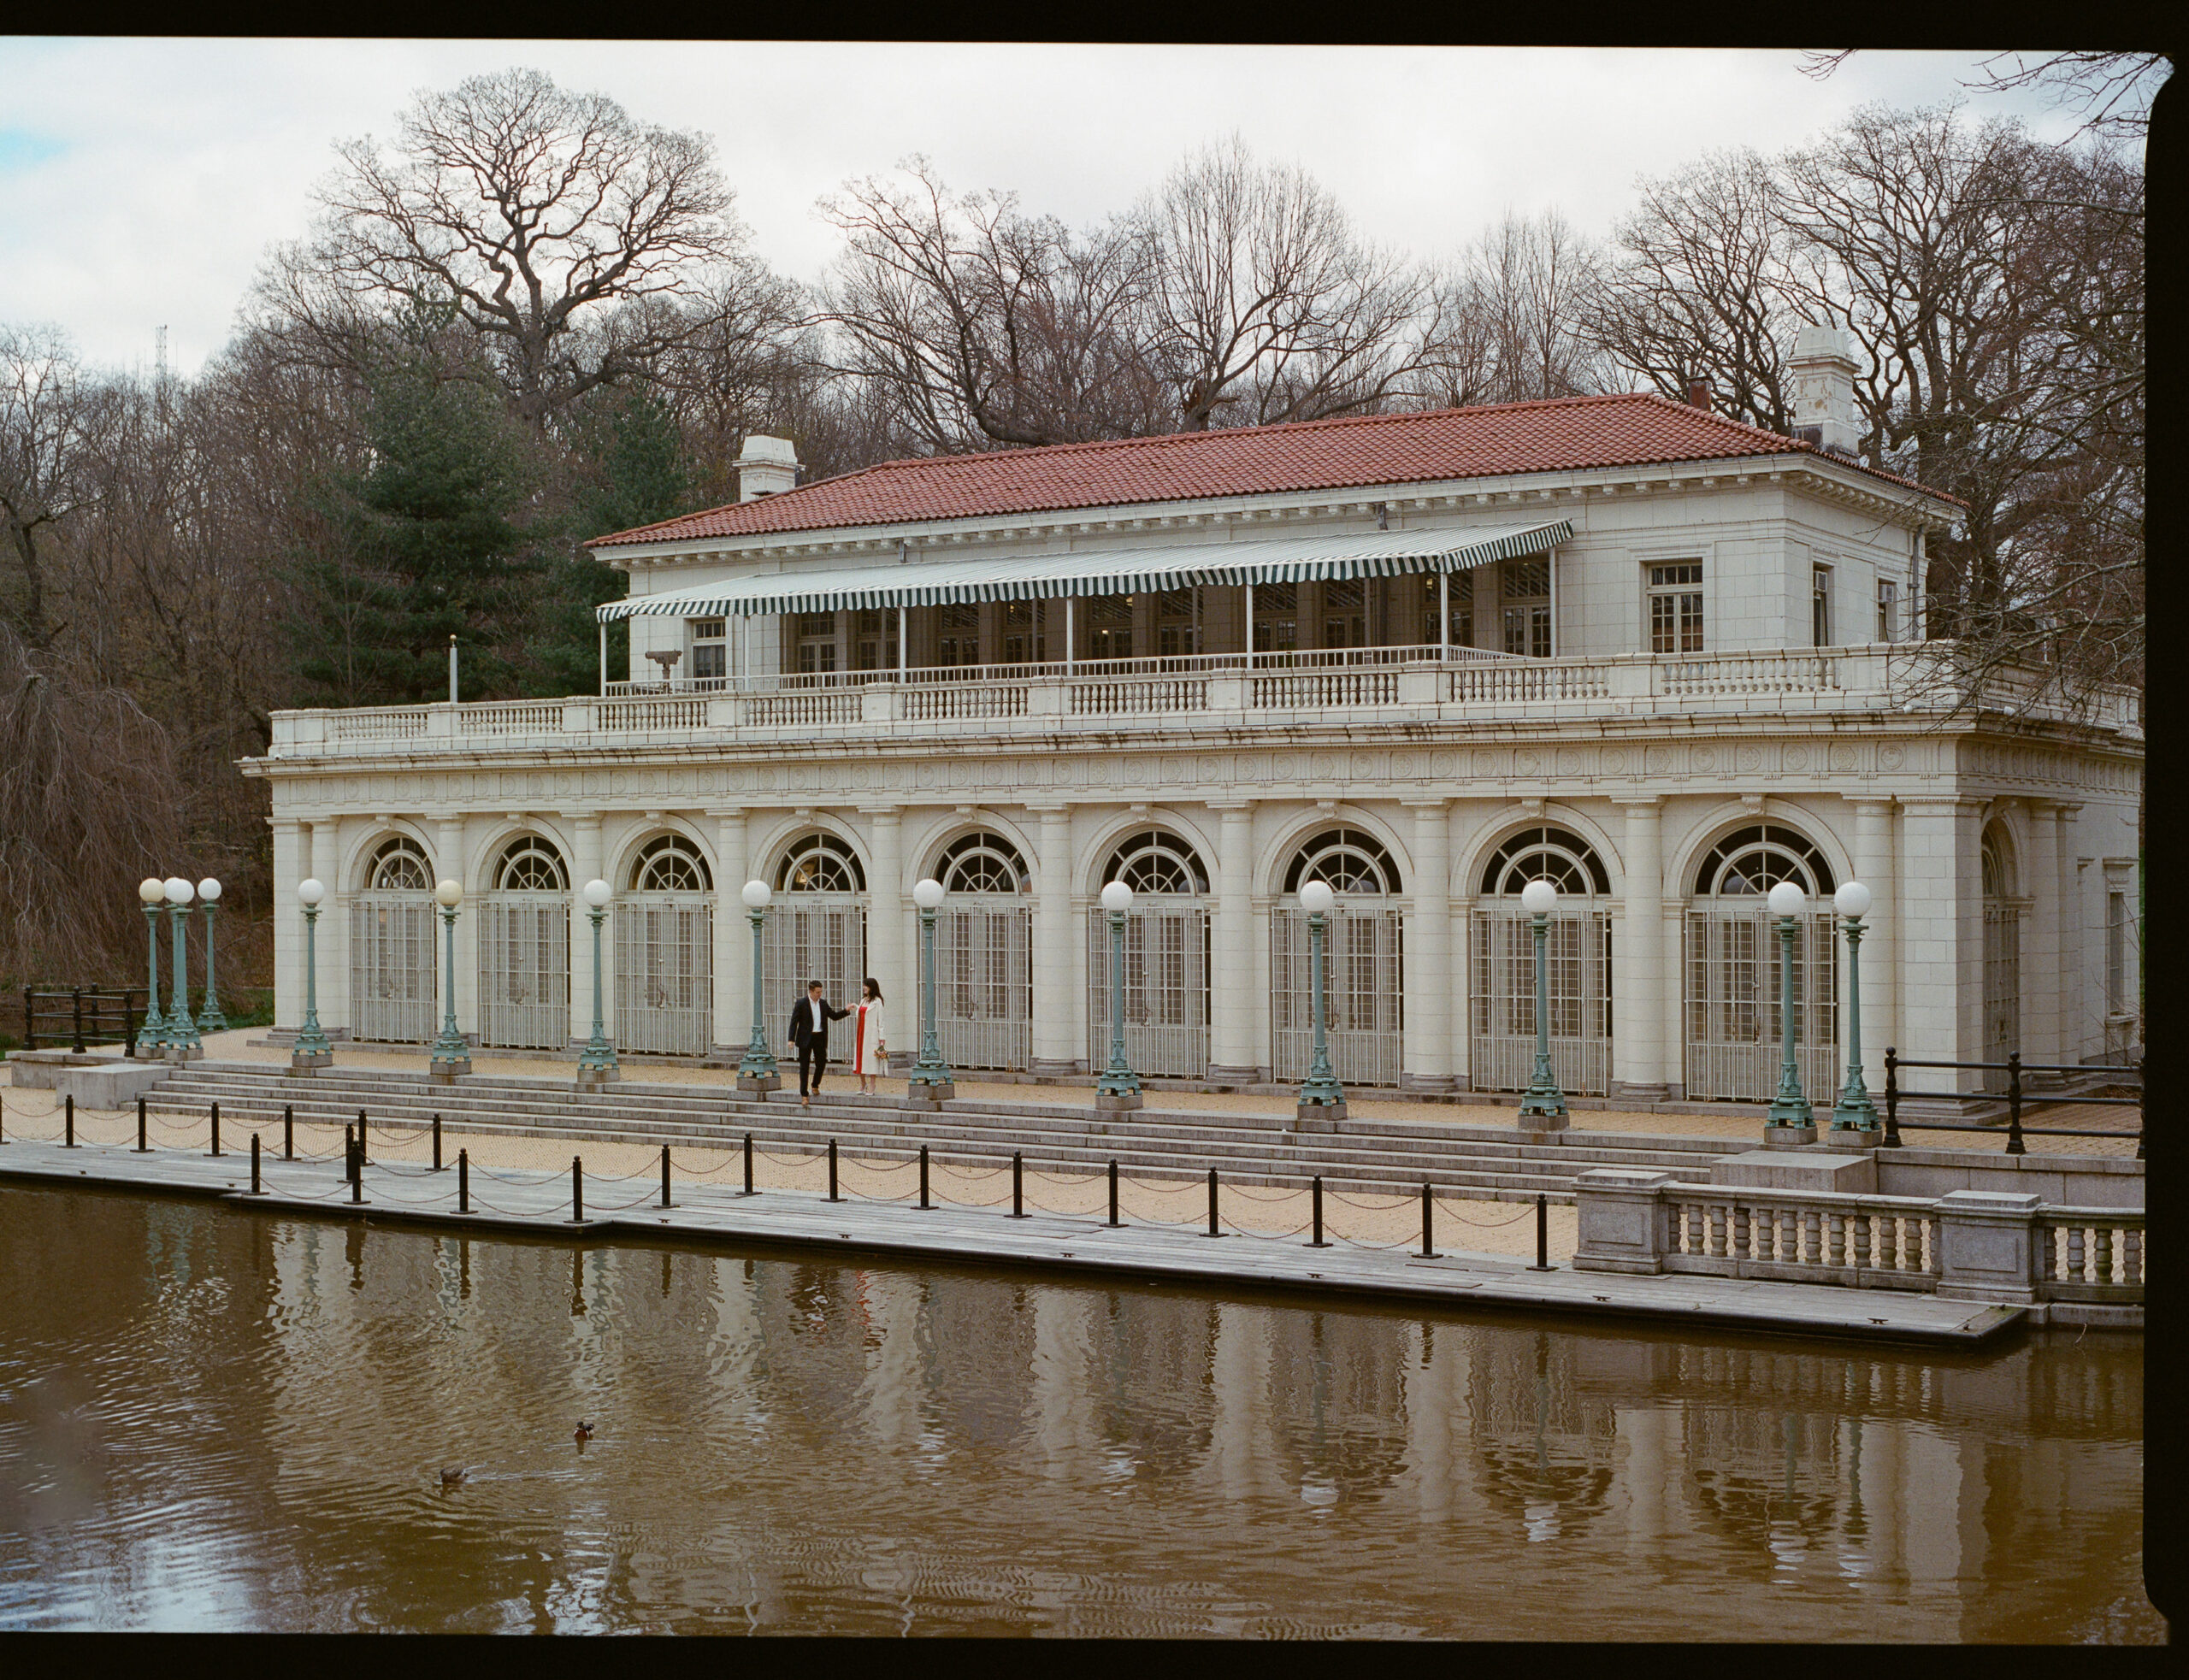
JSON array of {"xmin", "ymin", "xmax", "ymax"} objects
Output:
[
  {"xmin": 582, "ymin": 878, "xmax": 611, "ymax": 909},
  {"xmin": 1099, "ymin": 880, "xmax": 1133, "ymax": 913},
  {"xmin": 197, "ymin": 878, "xmax": 221, "ymax": 903},
  {"xmin": 1834, "ymin": 881, "xmax": 1873, "ymax": 920},
  {"xmin": 1299, "ymin": 880, "xmax": 1336, "ymax": 916},
  {"xmin": 298, "ymin": 878, "xmax": 326, "ymax": 908},
  {"xmin": 913, "ymin": 877, "xmax": 946, "ymax": 910},
  {"xmin": 163, "ymin": 876, "xmax": 193, "ymax": 905},
  {"xmin": 434, "ymin": 878, "xmax": 463, "ymax": 909},
  {"xmin": 1519, "ymin": 878, "xmax": 1557, "ymax": 917},
  {"xmin": 741, "ymin": 879, "xmax": 771, "ymax": 909},
  {"xmin": 1766, "ymin": 881, "xmax": 1808, "ymax": 918},
  {"xmin": 139, "ymin": 877, "xmax": 164, "ymax": 905}
]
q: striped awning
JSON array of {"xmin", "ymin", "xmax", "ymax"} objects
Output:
[{"xmin": 598, "ymin": 521, "xmax": 1572, "ymax": 622}]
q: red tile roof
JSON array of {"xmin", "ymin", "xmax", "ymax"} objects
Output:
[{"xmin": 589, "ymin": 392, "xmax": 1958, "ymax": 548}]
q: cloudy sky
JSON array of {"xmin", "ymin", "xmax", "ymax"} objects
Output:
[{"xmin": 0, "ymin": 39, "xmax": 2092, "ymax": 378}]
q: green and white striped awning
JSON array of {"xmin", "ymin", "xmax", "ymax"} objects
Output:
[{"xmin": 598, "ymin": 521, "xmax": 1572, "ymax": 622}]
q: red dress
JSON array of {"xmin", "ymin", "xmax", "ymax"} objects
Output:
[{"xmin": 851, "ymin": 1001, "xmax": 887, "ymax": 1075}]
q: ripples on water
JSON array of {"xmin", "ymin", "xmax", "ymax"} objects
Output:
[{"xmin": 0, "ymin": 1186, "xmax": 2156, "ymax": 1637}]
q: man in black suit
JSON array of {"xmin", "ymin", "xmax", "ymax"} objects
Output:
[{"xmin": 788, "ymin": 981, "xmax": 848, "ymax": 1105}]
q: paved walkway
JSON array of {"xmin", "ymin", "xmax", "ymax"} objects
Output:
[{"xmin": 0, "ymin": 1134, "xmax": 2024, "ymax": 1347}]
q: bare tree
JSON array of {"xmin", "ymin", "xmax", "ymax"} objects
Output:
[
  {"xmin": 0, "ymin": 327, "xmax": 118, "ymax": 650},
  {"xmin": 1417, "ymin": 209, "xmax": 1614, "ymax": 407},
  {"xmin": 1801, "ymin": 50, "xmax": 2170, "ymax": 139},
  {"xmin": 259, "ymin": 67, "xmax": 771, "ymax": 430},
  {"xmin": 817, "ymin": 158, "xmax": 1164, "ymax": 451},
  {"xmin": 1137, "ymin": 137, "xmax": 1436, "ymax": 430}
]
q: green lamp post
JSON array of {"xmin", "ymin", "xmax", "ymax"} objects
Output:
[
  {"xmin": 135, "ymin": 877, "xmax": 168, "ymax": 1057},
  {"xmin": 575, "ymin": 877, "xmax": 619, "ymax": 1089},
  {"xmin": 1295, "ymin": 879, "xmax": 1348, "ymax": 1124},
  {"xmin": 1094, "ymin": 879, "xmax": 1142, "ymax": 1111},
  {"xmin": 1829, "ymin": 879, "xmax": 1878, "ymax": 1135},
  {"xmin": 428, "ymin": 877, "xmax": 471, "ymax": 1082},
  {"xmin": 907, "ymin": 876, "xmax": 957, "ymax": 1104},
  {"xmin": 1764, "ymin": 879, "xmax": 1817, "ymax": 1141},
  {"xmin": 735, "ymin": 879, "xmax": 781, "ymax": 1093},
  {"xmin": 195, "ymin": 877, "xmax": 228, "ymax": 1033},
  {"xmin": 292, "ymin": 877, "xmax": 333, "ymax": 1072},
  {"xmin": 1515, "ymin": 877, "xmax": 1569, "ymax": 1128},
  {"xmin": 162, "ymin": 877, "xmax": 204, "ymax": 1060}
]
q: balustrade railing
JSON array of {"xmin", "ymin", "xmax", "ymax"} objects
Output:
[
  {"xmin": 2037, "ymin": 1207, "xmax": 2146, "ymax": 1299},
  {"xmin": 1659, "ymin": 1184, "xmax": 1940, "ymax": 1290}
]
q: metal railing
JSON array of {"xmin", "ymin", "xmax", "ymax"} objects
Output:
[
  {"xmin": 1881, "ymin": 1048, "xmax": 2144, "ymax": 1157},
  {"xmin": 18, "ymin": 987, "xmax": 147, "ymax": 1052}
]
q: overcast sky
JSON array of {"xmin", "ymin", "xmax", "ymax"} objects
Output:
[{"xmin": 0, "ymin": 39, "xmax": 2095, "ymax": 379}]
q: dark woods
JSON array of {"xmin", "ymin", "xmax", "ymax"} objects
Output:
[{"xmin": 0, "ymin": 62, "xmax": 2154, "ymax": 990}]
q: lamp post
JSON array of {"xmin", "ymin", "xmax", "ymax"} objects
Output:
[
  {"xmin": 292, "ymin": 878, "xmax": 333, "ymax": 1072},
  {"xmin": 194, "ymin": 877, "xmax": 227, "ymax": 1033},
  {"xmin": 1515, "ymin": 878, "xmax": 1568, "ymax": 1129},
  {"xmin": 907, "ymin": 877, "xmax": 957, "ymax": 1104},
  {"xmin": 135, "ymin": 877, "xmax": 168, "ymax": 1057},
  {"xmin": 1295, "ymin": 880, "xmax": 1348, "ymax": 1124},
  {"xmin": 1094, "ymin": 879, "xmax": 1142, "ymax": 1111},
  {"xmin": 1764, "ymin": 880, "xmax": 1816, "ymax": 1141},
  {"xmin": 735, "ymin": 880, "xmax": 781, "ymax": 1093},
  {"xmin": 575, "ymin": 878, "xmax": 619, "ymax": 1089},
  {"xmin": 428, "ymin": 878, "xmax": 471, "ymax": 1082},
  {"xmin": 1829, "ymin": 880, "xmax": 1878, "ymax": 1137},
  {"xmin": 162, "ymin": 878, "xmax": 203, "ymax": 1060}
]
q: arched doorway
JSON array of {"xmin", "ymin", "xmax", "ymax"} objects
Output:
[
  {"xmin": 1272, "ymin": 828, "xmax": 1405, "ymax": 1087},
  {"xmin": 1469, "ymin": 825, "xmax": 1613, "ymax": 1096},
  {"xmin": 933, "ymin": 831, "xmax": 1032, "ymax": 1071},
  {"xmin": 1088, "ymin": 829, "xmax": 1211, "ymax": 1077},
  {"xmin": 616, "ymin": 834, "xmax": 713, "ymax": 1056},
  {"xmin": 763, "ymin": 833, "xmax": 867, "ymax": 1032},
  {"xmin": 478, "ymin": 834, "xmax": 570, "ymax": 1050},
  {"xmin": 350, "ymin": 834, "xmax": 436, "ymax": 1044},
  {"xmin": 1981, "ymin": 826, "xmax": 2021, "ymax": 1093},
  {"xmin": 1682, "ymin": 822, "xmax": 1838, "ymax": 1102}
]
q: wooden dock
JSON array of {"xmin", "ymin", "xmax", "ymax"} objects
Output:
[{"xmin": 0, "ymin": 1138, "xmax": 2025, "ymax": 1346}]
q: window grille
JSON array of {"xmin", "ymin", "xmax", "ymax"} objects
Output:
[
  {"xmin": 776, "ymin": 832, "xmax": 865, "ymax": 893},
  {"xmin": 1088, "ymin": 905, "xmax": 1210, "ymax": 1077},
  {"xmin": 630, "ymin": 834, "xmax": 712, "ymax": 893},
  {"xmin": 1648, "ymin": 563, "xmax": 1704, "ymax": 653},
  {"xmin": 1272, "ymin": 905, "xmax": 1403, "ymax": 1086}
]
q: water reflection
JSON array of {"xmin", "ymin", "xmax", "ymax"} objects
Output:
[{"xmin": 0, "ymin": 1187, "xmax": 2155, "ymax": 1638}]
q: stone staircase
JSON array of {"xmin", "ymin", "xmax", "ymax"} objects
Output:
[{"xmin": 137, "ymin": 1061, "xmax": 1735, "ymax": 1204}]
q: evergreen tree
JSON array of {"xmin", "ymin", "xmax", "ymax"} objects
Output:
[
  {"xmin": 290, "ymin": 357, "xmax": 540, "ymax": 706},
  {"xmin": 523, "ymin": 386, "xmax": 688, "ymax": 698}
]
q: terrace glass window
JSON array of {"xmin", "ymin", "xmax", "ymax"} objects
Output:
[
  {"xmin": 688, "ymin": 616, "xmax": 729, "ymax": 681},
  {"xmin": 1647, "ymin": 563, "xmax": 1704, "ymax": 654},
  {"xmin": 1502, "ymin": 559, "xmax": 1550, "ymax": 658}
]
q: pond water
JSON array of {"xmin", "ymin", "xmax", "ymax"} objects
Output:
[{"xmin": 0, "ymin": 1186, "xmax": 2156, "ymax": 1638}]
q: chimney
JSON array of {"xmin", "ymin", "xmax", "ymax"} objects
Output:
[
  {"xmin": 736, "ymin": 433, "xmax": 799, "ymax": 501},
  {"xmin": 1685, "ymin": 378, "xmax": 1711, "ymax": 412},
  {"xmin": 1788, "ymin": 324, "xmax": 1860, "ymax": 455}
]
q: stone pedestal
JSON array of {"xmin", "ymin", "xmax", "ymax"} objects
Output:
[
  {"xmin": 288, "ymin": 1050, "xmax": 332, "ymax": 1076},
  {"xmin": 1093, "ymin": 1091, "xmax": 1142, "ymax": 1112},
  {"xmin": 735, "ymin": 1071, "xmax": 782, "ymax": 1094},
  {"xmin": 1295, "ymin": 1102, "xmax": 1346, "ymax": 1129},
  {"xmin": 1572, "ymin": 1168, "xmax": 1679, "ymax": 1274},
  {"xmin": 575, "ymin": 1068, "xmax": 620, "ymax": 1093},
  {"xmin": 1934, "ymin": 1189, "xmax": 2042, "ymax": 1304},
  {"xmin": 1708, "ymin": 1149, "xmax": 1877, "ymax": 1194},
  {"xmin": 905, "ymin": 1082, "xmax": 957, "ymax": 1109},
  {"xmin": 1761, "ymin": 1122, "xmax": 1818, "ymax": 1146}
]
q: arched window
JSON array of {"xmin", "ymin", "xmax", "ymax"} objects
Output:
[
  {"xmin": 1283, "ymin": 827, "xmax": 1401, "ymax": 896},
  {"xmin": 1690, "ymin": 823, "xmax": 1834, "ymax": 899},
  {"xmin": 1981, "ymin": 828, "xmax": 2015, "ymax": 899},
  {"xmin": 776, "ymin": 832, "xmax": 865, "ymax": 893},
  {"xmin": 938, "ymin": 831, "xmax": 1029, "ymax": 894},
  {"xmin": 630, "ymin": 834, "xmax": 712, "ymax": 893},
  {"xmin": 493, "ymin": 835, "xmax": 568, "ymax": 893},
  {"xmin": 1480, "ymin": 825, "xmax": 1611, "ymax": 898},
  {"xmin": 1103, "ymin": 828, "xmax": 1208, "ymax": 895},
  {"xmin": 364, "ymin": 835, "xmax": 432, "ymax": 891}
]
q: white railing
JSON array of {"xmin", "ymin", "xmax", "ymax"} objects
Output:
[
  {"xmin": 267, "ymin": 643, "xmax": 2141, "ymax": 756},
  {"xmin": 2036, "ymin": 1207, "xmax": 2146, "ymax": 1300},
  {"xmin": 1658, "ymin": 1184, "xmax": 1941, "ymax": 1291}
]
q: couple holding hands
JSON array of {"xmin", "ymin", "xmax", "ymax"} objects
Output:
[{"xmin": 787, "ymin": 976, "xmax": 888, "ymax": 1104}]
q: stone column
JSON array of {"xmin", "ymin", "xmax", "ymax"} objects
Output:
[
  {"xmin": 569, "ymin": 813, "xmax": 604, "ymax": 1048},
  {"xmin": 711, "ymin": 809, "xmax": 747, "ymax": 1056},
  {"xmin": 436, "ymin": 813, "xmax": 473, "ymax": 1046},
  {"xmin": 1401, "ymin": 800, "xmax": 1452, "ymax": 1089},
  {"xmin": 1209, "ymin": 802, "xmax": 1259, "ymax": 1081},
  {"xmin": 1850, "ymin": 798, "xmax": 1897, "ymax": 1098},
  {"xmin": 2054, "ymin": 805, "xmax": 2086, "ymax": 1061},
  {"xmin": 1897, "ymin": 798, "xmax": 1984, "ymax": 1101},
  {"xmin": 1030, "ymin": 805, "xmax": 1078, "ymax": 1074},
  {"xmin": 271, "ymin": 817, "xmax": 303, "ymax": 1029},
  {"xmin": 2021, "ymin": 800, "xmax": 2062, "ymax": 1073},
  {"xmin": 1611, "ymin": 798, "xmax": 1667, "ymax": 1101},
  {"xmin": 864, "ymin": 806, "xmax": 906, "ymax": 1011}
]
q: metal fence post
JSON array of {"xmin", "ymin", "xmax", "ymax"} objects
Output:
[
  {"xmin": 741, "ymin": 1132, "xmax": 756, "ymax": 1197},
  {"xmin": 1420, "ymin": 1182, "xmax": 1437, "ymax": 1259},
  {"xmin": 137, "ymin": 1095, "xmax": 147, "ymax": 1153},
  {"xmin": 458, "ymin": 1147, "xmax": 469, "ymax": 1213},
  {"xmin": 356, "ymin": 1108, "xmax": 368, "ymax": 1167},
  {"xmin": 209, "ymin": 1100, "xmax": 220, "ymax": 1158},
  {"xmin": 1309, "ymin": 1176, "xmax": 1329, "ymax": 1247},
  {"xmin": 282, "ymin": 1104, "xmax": 293, "ymax": 1159},
  {"xmin": 251, "ymin": 1130, "xmax": 262, "ymax": 1195},
  {"xmin": 661, "ymin": 1145, "xmax": 672, "ymax": 1209},
  {"xmin": 64, "ymin": 1093, "xmax": 74, "ymax": 1148},
  {"xmin": 72, "ymin": 987, "xmax": 85, "ymax": 1053},
  {"xmin": 1529, "ymin": 1193, "xmax": 1552, "ymax": 1271},
  {"xmin": 1011, "ymin": 1151, "xmax": 1027, "ymax": 1218},
  {"xmin": 2005, "ymin": 1052, "xmax": 2026, "ymax": 1156},
  {"xmin": 572, "ymin": 1156, "xmax": 584, "ymax": 1223},
  {"xmin": 828, "ymin": 1138, "xmax": 840, "ymax": 1203},
  {"xmin": 1207, "ymin": 1168, "xmax": 1219, "ymax": 1237},
  {"xmin": 433, "ymin": 1114, "xmax": 443, "ymax": 1171},
  {"xmin": 919, "ymin": 1145, "xmax": 931, "ymax": 1210},
  {"xmin": 1108, "ymin": 1159, "xmax": 1119, "ymax": 1227},
  {"xmin": 1882, "ymin": 1048, "xmax": 1902, "ymax": 1149}
]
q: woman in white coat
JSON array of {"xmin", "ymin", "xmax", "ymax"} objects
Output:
[{"xmin": 851, "ymin": 977, "xmax": 888, "ymax": 1095}]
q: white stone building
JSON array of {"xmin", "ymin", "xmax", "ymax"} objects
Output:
[{"xmin": 245, "ymin": 341, "xmax": 2143, "ymax": 1105}]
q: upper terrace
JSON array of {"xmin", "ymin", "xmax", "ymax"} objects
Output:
[{"xmin": 260, "ymin": 642, "xmax": 2142, "ymax": 762}]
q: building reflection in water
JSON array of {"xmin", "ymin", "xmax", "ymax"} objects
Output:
[{"xmin": 0, "ymin": 1188, "xmax": 2151, "ymax": 1639}]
